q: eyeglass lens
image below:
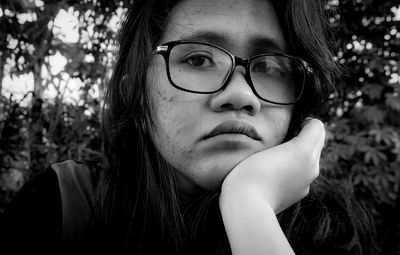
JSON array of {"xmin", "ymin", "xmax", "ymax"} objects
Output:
[{"xmin": 168, "ymin": 43, "xmax": 305, "ymax": 104}]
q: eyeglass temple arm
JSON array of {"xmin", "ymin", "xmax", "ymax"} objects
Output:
[
  {"xmin": 153, "ymin": 45, "xmax": 169, "ymax": 55},
  {"xmin": 301, "ymin": 60, "xmax": 313, "ymax": 74}
]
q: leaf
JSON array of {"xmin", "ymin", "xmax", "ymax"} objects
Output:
[
  {"xmin": 362, "ymin": 83, "xmax": 384, "ymax": 100},
  {"xmin": 369, "ymin": 127, "xmax": 398, "ymax": 146},
  {"xmin": 367, "ymin": 57, "xmax": 385, "ymax": 73},
  {"xmin": 364, "ymin": 148, "xmax": 388, "ymax": 165},
  {"xmin": 360, "ymin": 106, "xmax": 385, "ymax": 124},
  {"xmin": 385, "ymin": 93, "xmax": 400, "ymax": 112}
]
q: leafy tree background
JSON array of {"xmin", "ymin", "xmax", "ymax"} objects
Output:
[{"xmin": 0, "ymin": 0, "xmax": 399, "ymax": 254}]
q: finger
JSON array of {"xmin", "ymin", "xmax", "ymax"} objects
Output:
[{"xmin": 292, "ymin": 118, "xmax": 325, "ymax": 154}]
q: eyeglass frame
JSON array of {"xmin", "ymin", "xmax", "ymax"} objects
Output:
[{"xmin": 153, "ymin": 40, "xmax": 314, "ymax": 105}]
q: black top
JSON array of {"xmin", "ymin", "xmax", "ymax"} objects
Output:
[
  {"xmin": 0, "ymin": 168, "xmax": 62, "ymax": 254},
  {"xmin": 0, "ymin": 164, "xmax": 376, "ymax": 255}
]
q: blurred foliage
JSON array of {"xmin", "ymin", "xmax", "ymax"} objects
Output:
[
  {"xmin": 0, "ymin": 0, "xmax": 399, "ymax": 254},
  {"xmin": 0, "ymin": 0, "xmax": 129, "ymax": 209},
  {"xmin": 0, "ymin": 92, "xmax": 101, "ymax": 211},
  {"xmin": 320, "ymin": 0, "xmax": 400, "ymax": 254}
]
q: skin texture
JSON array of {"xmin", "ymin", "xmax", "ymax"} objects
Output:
[{"xmin": 148, "ymin": 0, "xmax": 294, "ymax": 193}]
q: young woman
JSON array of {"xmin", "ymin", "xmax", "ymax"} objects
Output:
[{"xmin": 1, "ymin": 0, "xmax": 376, "ymax": 254}]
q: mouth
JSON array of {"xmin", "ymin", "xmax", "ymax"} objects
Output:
[{"xmin": 203, "ymin": 120, "xmax": 261, "ymax": 141}]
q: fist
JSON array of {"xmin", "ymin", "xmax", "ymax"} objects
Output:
[{"xmin": 220, "ymin": 118, "xmax": 325, "ymax": 214}]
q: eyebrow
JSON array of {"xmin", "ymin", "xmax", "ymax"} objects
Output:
[{"xmin": 178, "ymin": 31, "xmax": 286, "ymax": 53}]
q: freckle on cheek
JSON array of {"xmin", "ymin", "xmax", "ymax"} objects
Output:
[{"xmin": 158, "ymin": 92, "xmax": 176, "ymax": 103}]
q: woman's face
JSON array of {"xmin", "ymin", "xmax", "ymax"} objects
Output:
[{"xmin": 148, "ymin": 0, "xmax": 293, "ymax": 193}]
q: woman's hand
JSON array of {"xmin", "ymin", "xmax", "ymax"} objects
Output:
[
  {"xmin": 219, "ymin": 118, "xmax": 325, "ymax": 255},
  {"xmin": 220, "ymin": 118, "xmax": 325, "ymax": 213}
]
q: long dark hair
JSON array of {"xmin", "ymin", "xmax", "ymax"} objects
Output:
[{"xmin": 97, "ymin": 0, "xmax": 375, "ymax": 254}]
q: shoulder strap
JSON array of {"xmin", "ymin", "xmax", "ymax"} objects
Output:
[{"xmin": 51, "ymin": 160, "xmax": 95, "ymax": 244}]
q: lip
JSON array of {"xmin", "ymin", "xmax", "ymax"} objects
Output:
[{"xmin": 203, "ymin": 120, "xmax": 261, "ymax": 141}]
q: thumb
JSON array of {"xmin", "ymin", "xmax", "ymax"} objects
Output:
[{"xmin": 292, "ymin": 118, "xmax": 325, "ymax": 153}]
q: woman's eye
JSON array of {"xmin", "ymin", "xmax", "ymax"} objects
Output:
[
  {"xmin": 252, "ymin": 62, "xmax": 268, "ymax": 72},
  {"xmin": 184, "ymin": 54, "xmax": 214, "ymax": 67},
  {"xmin": 252, "ymin": 62, "xmax": 285, "ymax": 76}
]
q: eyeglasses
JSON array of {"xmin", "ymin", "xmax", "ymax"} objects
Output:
[{"xmin": 153, "ymin": 40, "xmax": 313, "ymax": 105}]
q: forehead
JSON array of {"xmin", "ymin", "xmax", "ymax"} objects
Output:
[{"xmin": 161, "ymin": 0, "xmax": 286, "ymax": 53}]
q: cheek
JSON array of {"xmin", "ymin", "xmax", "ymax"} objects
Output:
[
  {"xmin": 263, "ymin": 106, "xmax": 293, "ymax": 145},
  {"xmin": 147, "ymin": 66, "xmax": 199, "ymax": 162},
  {"xmin": 148, "ymin": 63, "xmax": 177, "ymax": 127},
  {"xmin": 276, "ymin": 108, "xmax": 293, "ymax": 132},
  {"xmin": 149, "ymin": 81, "xmax": 180, "ymax": 148},
  {"xmin": 149, "ymin": 85, "xmax": 191, "ymax": 141}
]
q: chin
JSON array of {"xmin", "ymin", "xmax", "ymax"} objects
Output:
[
  {"xmin": 176, "ymin": 150, "xmax": 257, "ymax": 193},
  {"xmin": 194, "ymin": 160, "xmax": 241, "ymax": 191}
]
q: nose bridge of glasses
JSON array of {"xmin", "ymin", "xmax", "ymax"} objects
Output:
[
  {"xmin": 224, "ymin": 56, "xmax": 252, "ymax": 86},
  {"xmin": 220, "ymin": 56, "xmax": 254, "ymax": 93},
  {"xmin": 233, "ymin": 56, "xmax": 249, "ymax": 70},
  {"xmin": 222, "ymin": 56, "xmax": 249, "ymax": 82}
]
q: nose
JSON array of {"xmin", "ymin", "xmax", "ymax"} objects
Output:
[{"xmin": 210, "ymin": 68, "xmax": 261, "ymax": 115}]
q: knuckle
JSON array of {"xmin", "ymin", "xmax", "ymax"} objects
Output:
[
  {"xmin": 310, "ymin": 165, "xmax": 320, "ymax": 181},
  {"xmin": 299, "ymin": 186, "xmax": 310, "ymax": 199},
  {"xmin": 312, "ymin": 118, "xmax": 325, "ymax": 131},
  {"xmin": 302, "ymin": 165, "xmax": 319, "ymax": 184}
]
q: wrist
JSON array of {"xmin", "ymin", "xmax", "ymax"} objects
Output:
[
  {"xmin": 219, "ymin": 182, "xmax": 271, "ymax": 216},
  {"xmin": 220, "ymin": 177, "xmax": 277, "ymax": 213},
  {"xmin": 219, "ymin": 185, "xmax": 294, "ymax": 255}
]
